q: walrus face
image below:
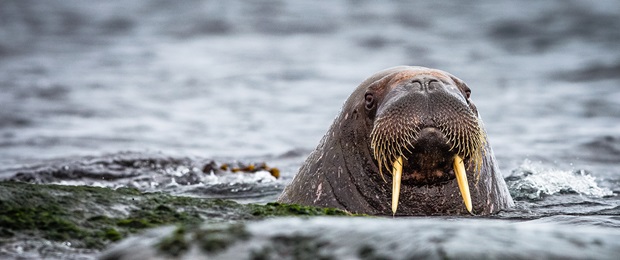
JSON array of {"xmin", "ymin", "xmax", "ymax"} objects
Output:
[{"xmin": 365, "ymin": 68, "xmax": 486, "ymax": 214}]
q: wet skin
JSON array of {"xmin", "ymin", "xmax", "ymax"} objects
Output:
[{"xmin": 278, "ymin": 66, "xmax": 514, "ymax": 216}]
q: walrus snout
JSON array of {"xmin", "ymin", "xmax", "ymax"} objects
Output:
[{"xmin": 370, "ymin": 75, "xmax": 485, "ymax": 178}]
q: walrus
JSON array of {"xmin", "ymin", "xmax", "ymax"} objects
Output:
[{"xmin": 278, "ymin": 66, "xmax": 514, "ymax": 216}]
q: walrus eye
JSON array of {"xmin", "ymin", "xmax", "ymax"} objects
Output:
[
  {"xmin": 464, "ymin": 89, "xmax": 471, "ymax": 104},
  {"xmin": 365, "ymin": 93, "xmax": 375, "ymax": 110}
]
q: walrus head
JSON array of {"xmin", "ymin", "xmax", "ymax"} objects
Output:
[
  {"xmin": 278, "ymin": 66, "xmax": 514, "ymax": 215},
  {"xmin": 364, "ymin": 67, "xmax": 486, "ymax": 214}
]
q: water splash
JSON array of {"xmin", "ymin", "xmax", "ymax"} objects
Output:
[{"xmin": 505, "ymin": 159, "xmax": 613, "ymax": 201}]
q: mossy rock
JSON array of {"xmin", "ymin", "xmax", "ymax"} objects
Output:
[
  {"xmin": 249, "ymin": 202, "xmax": 353, "ymax": 217},
  {"xmin": 0, "ymin": 181, "xmax": 353, "ymax": 250}
]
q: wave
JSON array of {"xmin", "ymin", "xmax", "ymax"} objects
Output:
[{"xmin": 505, "ymin": 159, "xmax": 613, "ymax": 201}]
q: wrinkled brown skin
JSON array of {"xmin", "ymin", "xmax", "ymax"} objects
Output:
[{"xmin": 278, "ymin": 66, "xmax": 514, "ymax": 216}]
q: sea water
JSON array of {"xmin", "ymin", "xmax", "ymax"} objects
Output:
[{"xmin": 1, "ymin": 0, "xmax": 619, "ymax": 258}]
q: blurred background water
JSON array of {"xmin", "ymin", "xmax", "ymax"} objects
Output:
[
  {"xmin": 1, "ymin": 0, "xmax": 620, "ymax": 240},
  {"xmin": 2, "ymin": 0, "xmax": 620, "ymax": 258}
]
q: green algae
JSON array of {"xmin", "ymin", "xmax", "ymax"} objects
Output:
[
  {"xmin": 0, "ymin": 181, "xmax": 354, "ymax": 251},
  {"xmin": 250, "ymin": 202, "xmax": 352, "ymax": 216},
  {"xmin": 197, "ymin": 224, "xmax": 250, "ymax": 254},
  {"xmin": 259, "ymin": 234, "xmax": 334, "ymax": 260},
  {"xmin": 153, "ymin": 203, "xmax": 360, "ymax": 258},
  {"xmin": 157, "ymin": 226, "xmax": 189, "ymax": 257},
  {"xmin": 103, "ymin": 228, "xmax": 122, "ymax": 242},
  {"xmin": 156, "ymin": 223, "xmax": 252, "ymax": 258}
]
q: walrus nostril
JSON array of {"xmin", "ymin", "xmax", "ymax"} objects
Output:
[
  {"xmin": 410, "ymin": 80, "xmax": 423, "ymax": 91},
  {"xmin": 427, "ymin": 79, "xmax": 440, "ymax": 91},
  {"xmin": 410, "ymin": 77, "xmax": 441, "ymax": 92}
]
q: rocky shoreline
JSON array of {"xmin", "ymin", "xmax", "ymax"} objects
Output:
[{"xmin": 0, "ymin": 181, "xmax": 351, "ymax": 259}]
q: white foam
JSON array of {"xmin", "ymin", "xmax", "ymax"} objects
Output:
[{"xmin": 507, "ymin": 159, "xmax": 613, "ymax": 200}]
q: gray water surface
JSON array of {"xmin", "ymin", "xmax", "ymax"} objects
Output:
[{"xmin": 1, "ymin": 0, "xmax": 620, "ymax": 258}]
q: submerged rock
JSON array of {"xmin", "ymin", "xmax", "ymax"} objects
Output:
[
  {"xmin": 0, "ymin": 181, "xmax": 351, "ymax": 259},
  {"xmin": 4, "ymin": 152, "xmax": 284, "ymax": 201},
  {"xmin": 101, "ymin": 217, "xmax": 620, "ymax": 260}
]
